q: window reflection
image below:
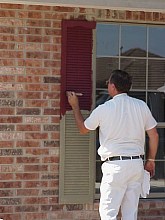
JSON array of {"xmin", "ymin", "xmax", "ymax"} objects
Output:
[
  {"xmin": 96, "ymin": 57, "xmax": 119, "ymax": 88},
  {"xmin": 148, "ymin": 27, "xmax": 165, "ymax": 58},
  {"xmin": 121, "ymin": 58, "xmax": 146, "ymax": 90},
  {"xmin": 121, "ymin": 25, "xmax": 147, "ymax": 57},
  {"xmin": 146, "ymin": 128, "xmax": 165, "ymax": 194},
  {"xmin": 148, "ymin": 92, "xmax": 165, "ymax": 122},
  {"xmin": 148, "ymin": 60, "xmax": 165, "ymax": 90},
  {"xmin": 96, "ymin": 23, "xmax": 165, "ymax": 197},
  {"xmin": 96, "ymin": 24, "xmax": 119, "ymax": 57}
]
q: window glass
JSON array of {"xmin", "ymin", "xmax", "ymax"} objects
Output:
[
  {"xmin": 148, "ymin": 60, "xmax": 165, "ymax": 90},
  {"xmin": 120, "ymin": 58, "xmax": 146, "ymax": 90},
  {"xmin": 121, "ymin": 25, "xmax": 147, "ymax": 57},
  {"xmin": 96, "ymin": 23, "xmax": 165, "ymax": 198},
  {"xmin": 96, "ymin": 57, "xmax": 119, "ymax": 88},
  {"xmin": 148, "ymin": 27, "xmax": 165, "ymax": 58},
  {"xmin": 147, "ymin": 92, "xmax": 165, "ymax": 122},
  {"xmin": 96, "ymin": 24, "xmax": 119, "ymax": 57},
  {"xmin": 146, "ymin": 128, "xmax": 165, "ymax": 194}
]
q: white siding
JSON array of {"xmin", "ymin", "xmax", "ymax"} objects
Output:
[{"xmin": 1, "ymin": 0, "xmax": 165, "ymax": 11}]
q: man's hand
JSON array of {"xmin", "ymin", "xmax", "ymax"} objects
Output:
[
  {"xmin": 66, "ymin": 91, "xmax": 79, "ymax": 110},
  {"xmin": 144, "ymin": 160, "xmax": 155, "ymax": 177},
  {"xmin": 66, "ymin": 91, "xmax": 89, "ymax": 134}
]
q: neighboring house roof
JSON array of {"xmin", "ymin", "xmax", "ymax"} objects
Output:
[{"xmin": 96, "ymin": 48, "xmax": 165, "ymax": 90}]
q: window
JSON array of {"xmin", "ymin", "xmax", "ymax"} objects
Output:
[{"xmin": 96, "ymin": 23, "xmax": 165, "ymax": 197}]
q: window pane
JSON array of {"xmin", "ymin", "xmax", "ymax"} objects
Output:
[
  {"xmin": 96, "ymin": 24, "xmax": 119, "ymax": 56},
  {"xmin": 148, "ymin": 27, "xmax": 165, "ymax": 58},
  {"xmin": 148, "ymin": 60, "xmax": 165, "ymax": 90},
  {"xmin": 121, "ymin": 25, "xmax": 147, "ymax": 57},
  {"xmin": 120, "ymin": 58, "xmax": 146, "ymax": 90},
  {"xmin": 147, "ymin": 92, "xmax": 165, "ymax": 122},
  {"xmin": 96, "ymin": 57, "xmax": 119, "ymax": 88}
]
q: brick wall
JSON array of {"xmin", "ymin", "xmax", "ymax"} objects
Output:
[{"xmin": 0, "ymin": 3, "xmax": 164, "ymax": 220}]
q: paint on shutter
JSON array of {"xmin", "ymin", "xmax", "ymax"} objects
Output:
[
  {"xmin": 60, "ymin": 20, "xmax": 96, "ymax": 116},
  {"xmin": 59, "ymin": 20, "xmax": 96, "ymax": 204}
]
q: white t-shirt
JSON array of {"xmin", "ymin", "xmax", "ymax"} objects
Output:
[{"xmin": 84, "ymin": 93, "xmax": 157, "ymax": 161}]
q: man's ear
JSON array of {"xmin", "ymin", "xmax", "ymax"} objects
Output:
[{"xmin": 111, "ymin": 83, "xmax": 116, "ymax": 90}]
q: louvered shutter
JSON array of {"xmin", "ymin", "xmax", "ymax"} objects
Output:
[{"xmin": 59, "ymin": 20, "xmax": 96, "ymax": 204}]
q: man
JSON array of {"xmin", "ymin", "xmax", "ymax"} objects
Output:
[{"xmin": 67, "ymin": 69, "xmax": 159, "ymax": 220}]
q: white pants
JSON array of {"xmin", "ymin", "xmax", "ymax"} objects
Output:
[{"xmin": 99, "ymin": 159, "xmax": 144, "ymax": 220}]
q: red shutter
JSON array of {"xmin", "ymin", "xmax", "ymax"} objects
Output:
[{"xmin": 60, "ymin": 20, "xmax": 96, "ymax": 116}]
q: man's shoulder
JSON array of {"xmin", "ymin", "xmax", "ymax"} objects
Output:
[{"xmin": 128, "ymin": 95, "xmax": 148, "ymax": 107}]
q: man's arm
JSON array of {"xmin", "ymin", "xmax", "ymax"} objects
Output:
[
  {"xmin": 66, "ymin": 91, "xmax": 89, "ymax": 134},
  {"xmin": 145, "ymin": 127, "xmax": 159, "ymax": 177}
]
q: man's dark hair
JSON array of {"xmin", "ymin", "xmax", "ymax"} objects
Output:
[{"xmin": 109, "ymin": 69, "xmax": 132, "ymax": 93}]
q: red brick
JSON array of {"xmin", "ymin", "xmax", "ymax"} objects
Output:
[
  {"xmin": 160, "ymin": 13, "xmax": 165, "ymax": 22},
  {"xmin": 0, "ymin": 173, "xmax": 13, "ymax": 180},
  {"xmin": 44, "ymin": 60, "xmax": 61, "ymax": 68},
  {"xmin": 17, "ymin": 189, "xmax": 39, "ymax": 196},
  {"xmin": 43, "ymin": 108, "xmax": 60, "ymax": 115},
  {"xmin": 17, "ymin": 76, "xmax": 41, "ymax": 83},
  {"xmin": 23, "ymin": 197, "xmax": 48, "ymax": 205},
  {"xmin": 0, "ymin": 206, "xmax": 14, "ymax": 213},
  {"xmin": 23, "ymin": 213, "xmax": 48, "ymax": 220},
  {"xmin": 17, "ymin": 92, "xmax": 41, "ymax": 99},
  {"xmin": 23, "ymin": 181, "xmax": 48, "ymax": 188},
  {"xmin": 51, "ymin": 84, "xmax": 61, "ymax": 91},
  {"xmin": 49, "ymin": 180, "xmax": 59, "ymax": 187},
  {"xmin": 0, "ymin": 141, "xmax": 13, "ymax": 148},
  {"xmin": 51, "ymin": 116, "xmax": 60, "ymax": 123},
  {"xmin": 1, "ymin": 214, "xmax": 22, "ymax": 220},
  {"xmin": 25, "ymin": 133, "xmax": 48, "ymax": 140},
  {"xmin": 0, "ymin": 157, "xmax": 14, "ymax": 164},
  {"xmin": 26, "ymin": 68, "xmax": 50, "ymax": 75},
  {"xmin": 25, "ymin": 100, "xmax": 49, "ymax": 107},
  {"xmin": 15, "ymin": 173, "xmax": 39, "ymax": 180},
  {"xmin": 0, "ymin": 10, "xmax": 15, "ymax": 17},
  {"xmin": 0, "ymin": 59, "xmax": 16, "ymax": 66},
  {"xmin": 24, "ymin": 59, "xmax": 43, "ymax": 67},
  {"xmin": 0, "ymin": 116, "xmax": 22, "ymax": 123},
  {"xmin": 25, "ymin": 149, "xmax": 49, "ymax": 155},
  {"xmin": 132, "ymin": 11, "xmax": 140, "ymax": 20},
  {"xmin": 24, "ymin": 165, "xmax": 48, "ymax": 172},
  {"xmin": 153, "ymin": 12, "xmax": 160, "ymax": 21},
  {"xmin": 146, "ymin": 12, "xmax": 153, "ymax": 21},
  {"xmin": 0, "ymin": 51, "xmax": 23, "ymax": 58},
  {"xmin": 50, "ymin": 164, "xmax": 59, "ymax": 172},
  {"xmin": 26, "ymin": 19, "xmax": 51, "ymax": 27},
  {"xmin": 16, "ymin": 125, "xmax": 41, "ymax": 131},
  {"xmin": 42, "ymin": 156, "xmax": 59, "ymax": 163},
  {"xmin": 26, "ymin": 5, "xmax": 51, "ymax": 11},
  {"xmin": 51, "ymin": 132, "xmax": 60, "ymax": 139},
  {"xmin": 16, "ymin": 157, "xmax": 40, "ymax": 163},
  {"xmin": 0, "ymin": 181, "xmax": 21, "ymax": 188},
  {"xmin": 18, "ymin": 27, "xmax": 42, "ymax": 35},
  {"xmin": 25, "ymin": 84, "xmax": 49, "ymax": 91},
  {"xmin": 0, "ymin": 3, "xmax": 24, "ymax": 9},
  {"xmin": 139, "ymin": 11, "xmax": 145, "ymax": 21},
  {"xmin": 16, "ymin": 140, "xmax": 40, "ymax": 148},
  {"xmin": 15, "ymin": 205, "xmax": 39, "ymax": 212},
  {"xmin": 43, "ymin": 92, "xmax": 60, "ymax": 99},
  {"xmin": 26, "ymin": 51, "xmax": 50, "ymax": 59}
]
